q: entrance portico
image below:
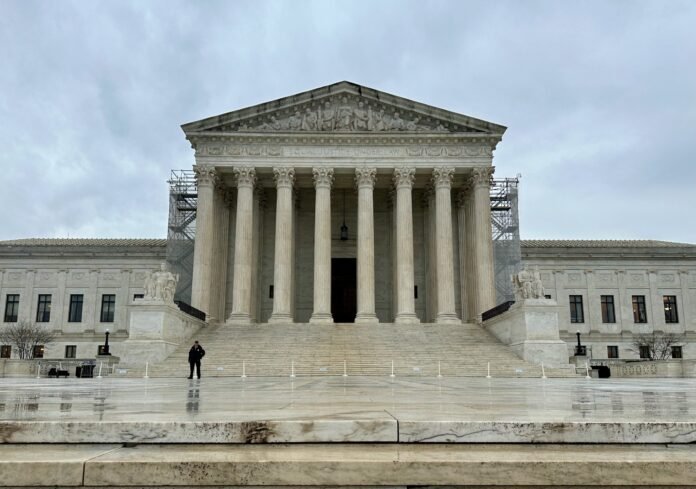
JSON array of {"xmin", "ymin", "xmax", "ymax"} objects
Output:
[{"xmin": 183, "ymin": 82, "xmax": 504, "ymax": 324}]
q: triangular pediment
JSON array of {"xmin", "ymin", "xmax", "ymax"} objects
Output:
[{"xmin": 182, "ymin": 81, "xmax": 506, "ymax": 136}]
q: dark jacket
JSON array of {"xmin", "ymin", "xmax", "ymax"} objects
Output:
[{"xmin": 188, "ymin": 345, "xmax": 205, "ymax": 363}]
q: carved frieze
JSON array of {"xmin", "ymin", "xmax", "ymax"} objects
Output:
[
  {"xmin": 214, "ymin": 94, "xmax": 479, "ymax": 134},
  {"xmin": 312, "ymin": 167, "xmax": 334, "ymax": 189}
]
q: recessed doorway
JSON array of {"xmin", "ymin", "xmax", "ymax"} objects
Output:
[{"xmin": 331, "ymin": 258, "xmax": 357, "ymax": 323}]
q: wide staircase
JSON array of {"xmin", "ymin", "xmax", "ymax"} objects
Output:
[{"xmin": 143, "ymin": 322, "xmax": 577, "ymax": 378}]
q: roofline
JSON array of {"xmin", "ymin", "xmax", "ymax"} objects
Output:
[{"xmin": 181, "ymin": 80, "xmax": 507, "ymax": 135}]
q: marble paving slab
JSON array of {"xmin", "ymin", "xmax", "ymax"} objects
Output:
[
  {"xmin": 83, "ymin": 444, "xmax": 696, "ymax": 486},
  {"xmin": 2, "ymin": 377, "xmax": 696, "ymax": 443},
  {"xmin": 0, "ymin": 444, "xmax": 120, "ymax": 486}
]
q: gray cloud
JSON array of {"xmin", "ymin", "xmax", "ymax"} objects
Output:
[{"xmin": 1, "ymin": 0, "xmax": 694, "ymax": 242}]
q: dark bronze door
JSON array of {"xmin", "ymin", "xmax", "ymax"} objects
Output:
[{"xmin": 331, "ymin": 258, "xmax": 357, "ymax": 323}]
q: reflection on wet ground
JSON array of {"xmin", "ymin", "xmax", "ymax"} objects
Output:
[{"xmin": 0, "ymin": 376, "xmax": 693, "ymax": 422}]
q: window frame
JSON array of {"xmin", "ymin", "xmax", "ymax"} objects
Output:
[
  {"xmin": 663, "ymin": 295, "xmax": 679, "ymax": 323},
  {"xmin": 36, "ymin": 294, "xmax": 52, "ymax": 323},
  {"xmin": 0, "ymin": 345, "xmax": 11, "ymax": 358},
  {"xmin": 68, "ymin": 294, "xmax": 84, "ymax": 323},
  {"xmin": 671, "ymin": 345, "xmax": 683, "ymax": 359},
  {"xmin": 65, "ymin": 345, "xmax": 77, "ymax": 359},
  {"xmin": 639, "ymin": 345, "xmax": 651, "ymax": 359},
  {"xmin": 33, "ymin": 345, "xmax": 44, "ymax": 359},
  {"xmin": 100, "ymin": 294, "xmax": 116, "ymax": 323},
  {"xmin": 607, "ymin": 345, "xmax": 619, "ymax": 359},
  {"xmin": 4, "ymin": 294, "xmax": 20, "ymax": 323},
  {"xmin": 600, "ymin": 295, "xmax": 616, "ymax": 323},
  {"xmin": 569, "ymin": 295, "xmax": 584, "ymax": 323},
  {"xmin": 632, "ymin": 295, "xmax": 648, "ymax": 323}
]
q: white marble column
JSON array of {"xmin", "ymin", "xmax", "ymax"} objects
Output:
[
  {"xmin": 393, "ymin": 167, "xmax": 419, "ymax": 323},
  {"xmin": 269, "ymin": 167, "xmax": 295, "ymax": 323},
  {"xmin": 249, "ymin": 186, "xmax": 264, "ymax": 322},
  {"xmin": 463, "ymin": 185, "xmax": 477, "ymax": 322},
  {"xmin": 470, "ymin": 166, "xmax": 496, "ymax": 319},
  {"xmin": 423, "ymin": 187, "xmax": 437, "ymax": 322},
  {"xmin": 228, "ymin": 166, "xmax": 256, "ymax": 324},
  {"xmin": 191, "ymin": 164, "xmax": 218, "ymax": 316},
  {"xmin": 355, "ymin": 167, "xmax": 378, "ymax": 323},
  {"xmin": 432, "ymin": 167, "xmax": 459, "ymax": 324},
  {"xmin": 310, "ymin": 167, "xmax": 334, "ymax": 323},
  {"xmin": 210, "ymin": 183, "xmax": 230, "ymax": 323},
  {"xmin": 456, "ymin": 186, "xmax": 470, "ymax": 323}
]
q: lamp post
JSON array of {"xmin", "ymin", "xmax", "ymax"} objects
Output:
[
  {"xmin": 575, "ymin": 330, "xmax": 586, "ymax": 356},
  {"xmin": 103, "ymin": 329, "xmax": 111, "ymax": 356}
]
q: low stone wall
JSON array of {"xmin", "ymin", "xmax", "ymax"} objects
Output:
[
  {"xmin": 483, "ymin": 299, "xmax": 573, "ymax": 369},
  {"xmin": 609, "ymin": 360, "xmax": 696, "ymax": 378},
  {"xmin": 117, "ymin": 301, "xmax": 205, "ymax": 366},
  {"xmin": 0, "ymin": 359, "xmax": 36, "ymax": 377}
]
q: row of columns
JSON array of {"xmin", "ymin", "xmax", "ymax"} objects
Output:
[{"xmin": 191, "ymin": 164, "xmax": 497, "ymax": 324}]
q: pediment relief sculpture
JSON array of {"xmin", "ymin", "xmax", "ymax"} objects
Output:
[{"xmin": 213, "ymin": 95, "xmax": 482, "ymax": 134}]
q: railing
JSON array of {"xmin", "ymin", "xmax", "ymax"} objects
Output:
[
  {"xmin": 482, "ymin": 301, "xmax": 515, "ymax": 322},
  {"xmin": 174, "ymin": 300, "xmax": 206, "ymax": 321}
]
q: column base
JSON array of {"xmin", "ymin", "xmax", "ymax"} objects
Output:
[
  {"xmin": 227, "ymin": 313, "xmax": 252, "ymax": 325},
  {"xmin": 355, "ymin": 313, "xmax": 379, "ymax": 324},
  {"xmin": 435, "ymin": 313, "xmax": 461, "ymax": 324},
  {"xmin": 269, "ymin": 313, "xmax": 294, "ymax": 324},
  {"xmin": 395, "ymin": 313, "xmax": 420, "ymax": 324},
  {"xmin": 309, "ymin": 312, "xmax": 334, "ymax": 324}
]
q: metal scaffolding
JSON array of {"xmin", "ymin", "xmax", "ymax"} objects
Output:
[
  {"xmin": 490, "ymin": 177, "xmax": 522, "ymax": 304},
  {"xmin": 166, "ymin": 170, "xmax": 197, "ymax": 303}
]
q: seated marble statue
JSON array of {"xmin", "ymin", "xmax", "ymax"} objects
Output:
[
  {"xmin": 512, "ymin": 265, "xmax": 545, "ymax": 300},
  {"xmin": 143, "ymin": 262, "xmax": 179, "ymax": 303}
]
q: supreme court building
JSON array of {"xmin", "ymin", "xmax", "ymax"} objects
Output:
[{"xmin": 182, "ymin": 81, "xmax": 500, "ymax": 325}]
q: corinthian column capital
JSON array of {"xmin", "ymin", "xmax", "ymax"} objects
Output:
[
  {"xmin": 194, "ymin": 164, "xmax": 218, "ymax": 187},
  {"xmin": 470, "ymin": 166, "xmax": 495, "ymax": 188},
  {"xmin": 355, "ymin": 167, "xmax": 377, "ymax": 188},
  {"xmin": 393, "ymin": 167, "xmax": 416, "ymax": 189},
  {"xmin": 312, "ymin": 167, "xmax": 334, "ymax": 189},
  {"xmin": 273, "ymin": 166, "xmax": 295, "ymax": 188},
  {"xmin": 233, "ymin": 166, "xmax": 256, "ymax": 188},
  {"xmin": 431, "ymin": 166, "xmax": 455, "ymax": 189}
]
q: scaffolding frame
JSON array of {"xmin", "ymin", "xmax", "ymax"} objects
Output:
[
  {"xmin": 490, "ymin": 177, "xmax": 522, "ymax": 304},
  {"xmin": 166, "ymin": 170, "xmax": 197, "ymax": 303}
]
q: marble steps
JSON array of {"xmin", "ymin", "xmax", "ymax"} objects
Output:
[{"xmin": 131, "ymin": 322, "xmax": 576, "ymax": 378}]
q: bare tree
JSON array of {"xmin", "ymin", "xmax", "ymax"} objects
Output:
[
  {"xmin": 629, "ymin": 332, "xmax": 684, "ymax": 360},
  {"xmin": 0, "ymin": 320, "xmax": 56, "ymax": 359}
]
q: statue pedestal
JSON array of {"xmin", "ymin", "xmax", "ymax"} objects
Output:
[
  {"xmin": 483, "ymin": 299, "xmax": 572, "ymax": 369},
  {"xmin": 118, "ymin": 300, "xmax": 205, "ymax": 367}
]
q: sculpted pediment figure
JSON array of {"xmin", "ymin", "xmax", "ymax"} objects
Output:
[{"xmin": 182, "ymin": 81, "xmax": 507, "ymax": 137}]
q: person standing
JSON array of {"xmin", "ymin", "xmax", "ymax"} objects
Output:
[{"xmin": 187, "ymin": 340, "xmax": 205, "ymax": 379}]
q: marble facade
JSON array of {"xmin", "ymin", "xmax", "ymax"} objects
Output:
[{"xmin": 183, "ymin": 81, "xmax": 501, "ymax": 325}]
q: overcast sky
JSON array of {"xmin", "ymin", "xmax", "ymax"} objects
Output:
[{"xmin": 1, "ymin": 0, "xmax": 695, "ymax": 243}]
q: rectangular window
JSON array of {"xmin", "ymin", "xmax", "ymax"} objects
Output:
[
  {"xmin": 671, "ymin": 346, "xmax": 683, "ymax": 359},
  {"xmin": 569, "ymin": 295, "xmax": 584, "ymax": 323},
  {"xmin": 68, "ymin": 294, "xmax": 83, "ymax": 322},
  {"xmin": 632, "ymin": 295, "xmax": 647, "ymax": 323},
  {"xmin": 663, "ymin": 296, "xmax": 679, "ymax": 323},
  {"xmin": 600, "ymin": 295, "xmax": 616, "ymax": 323},
  {"xmin": 4, "ymin": 294, "xmax": 19, "ymax": 322},
  {"xmin": 133, "ymin": 293, "xmax": 144, "ymax": 301},
  {"xmin": 544, "ymin": 294, "xmax": 552, "ymax": 299},
  {"xmin": 33, "ymin": 345, "xmax": 44, "ymax": 359},
  {"xmin": 36, "ymin": 294, "xmax": 52, "ymax": 323},
  {"xmin": 100, "ymin": 294, "xmax": 116, "ymax": 323},
  {"xmin": 639, "ymin": 345, "xmax": 651, "ymax": 359},
  {"xmin": 607, "ymin": 346, "xmax": 619, "ymax": 359},
  {"xmin": 65, "ymin": 345, "xmax": 77, "ymax": 359},
  {"xmin": 0, "ymin": 345, "xmax": 11, "ymax": 358}
]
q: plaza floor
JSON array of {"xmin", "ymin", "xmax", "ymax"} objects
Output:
[{"xmin": 1, "ymin": 376, "xmax": 695, "ymax": 443}]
